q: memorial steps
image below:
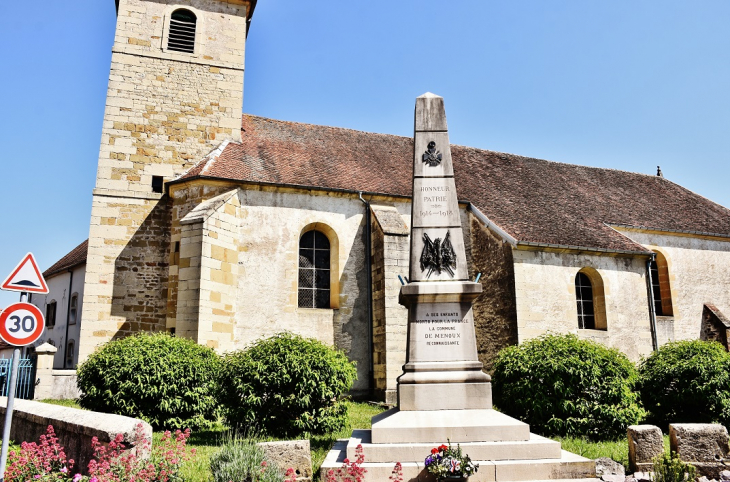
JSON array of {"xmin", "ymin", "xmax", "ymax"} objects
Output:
[{"xmin": 321, "ymin": 425, "xmax": 598, "ymax": 482}]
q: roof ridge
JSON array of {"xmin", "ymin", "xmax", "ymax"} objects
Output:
[
  {"xmin": 241, "ymin": 113, "xmax": 670, "ymax": 180},
  {"xmin": 242, "ymin": 113, "xmax": 411, "ymax": 141}
]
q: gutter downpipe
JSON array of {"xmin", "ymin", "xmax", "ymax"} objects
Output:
[
  {"xmin": 467, "ymin": 203, "xmax": 518, "ymax": 247},
  {"xmin": 63, "ymin": 269, "xmax": 74, "ymax": 368},
  {"xmin": 645, "ymin": 253, "xmax": 659, "ymax": 351},
  {"xmin": 358, "ymin": 192, "xmax": 375, "ymax": 398}
]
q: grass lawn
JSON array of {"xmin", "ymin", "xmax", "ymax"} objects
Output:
[
  {"xmin": 39, "ymin": 398, "xmax": 83, "ymax": 409},
  {"xmin": 177, "ymin": 401, "xmax": 386, "ymax": 482},
  {"xmin": 554, "ymin": 434, "xmax": 670, "ymax": 471}
]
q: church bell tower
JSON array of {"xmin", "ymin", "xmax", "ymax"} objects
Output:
[{"xmin": 79, "ymin": 0, "xmax": 255, "ymax": 361}]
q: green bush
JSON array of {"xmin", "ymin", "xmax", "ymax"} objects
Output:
[
  {"xmin": 210, "ymin": 438, "xmax": 286, "ymax": 482},
  {"xmin": 77, "ymin": 332, "xmax": 221, "ymax": 429},
  {"xmin": 638, "ymin": 340, "xmax": 730, "ymax": 427},
  {"xmin": 652, "ymin": 452, "xmax": 696, "ymax": 482},
  {"xmin": 492, "ymin": 333, "xmax": 645, "ymax": 438},
  {"xmin": 217, "ymin": 332, "xmax": 357, "ymax": 437}
]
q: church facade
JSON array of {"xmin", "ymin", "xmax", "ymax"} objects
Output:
[{"xmin": 77, "ymin": 0, "xmax": 730, "ymax": 402}]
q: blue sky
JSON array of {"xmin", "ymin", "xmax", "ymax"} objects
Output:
[{"xmin": 1, "ymin": 1, "xmax": 729, "ymax": 307}]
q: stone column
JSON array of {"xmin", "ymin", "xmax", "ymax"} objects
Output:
[
  {"xmin": 396, "ymin": 93, "xmax": 491, "ymax": 413},
  {"xmin": 33, "ymin": 342, "xmax": 58, "ymax": 400}
]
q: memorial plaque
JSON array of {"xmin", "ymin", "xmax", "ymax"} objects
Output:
[
  {"xmin": 411, "ymin": 178, "xmax": 462, "ymax": 228},
  {"xmin": 407, "ymin": 302, "xmax": 478, "ymax": 363}
]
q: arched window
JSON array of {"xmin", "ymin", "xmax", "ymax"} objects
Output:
[
  {"xmin": 650, "ymin": 251, "xmax": 673, "ymax": 316},
  {"xmin": 575, "ymin": 268, "xmax": 607, "ymax": 331},
  {"xmin": 575, "ymin": 272, "xmax": 595, "ymax": 329},
  {"xmin": 298, "ymin": 230, "xmax": 331, "ymax": 308},
  {"xmin": 69, "ymin": 294, "xmax": 78, "ymax": 325},
  {"xmin": 167, "ymin": 9, "xmax": 197, "ymax": 53},
  {"xmin": 66, "ymin": 340, "xmax": 75, "ymax": 368}
]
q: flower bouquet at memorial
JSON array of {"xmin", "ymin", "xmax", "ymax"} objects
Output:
[{"xmin": 424, "ymin": 442, "xmax": 478, "ymax": 481}]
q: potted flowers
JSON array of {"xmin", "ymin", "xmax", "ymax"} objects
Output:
[{"xmin": 424, "ymin": 442, "xmax": 479, "ymax": 481}]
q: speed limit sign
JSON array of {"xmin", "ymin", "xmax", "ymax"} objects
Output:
[{"xmin": 0, "ymin": 303, "xmax": 45, "ymax": 346}]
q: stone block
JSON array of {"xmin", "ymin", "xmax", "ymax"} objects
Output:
[
  {"xmin": 628, "ymin": 425, "xmax": 664, "ymax": 472},
  {"xmin": 670, "ymin": 423, "xmax": 730, "ymax": 478},
  {"xmin": 257, "ymin": 439, "xmax": 312, "ymax": 481}
]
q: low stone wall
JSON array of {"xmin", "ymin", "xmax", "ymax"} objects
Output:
[
  {"xmin": 0, "ymin": 397, "xmax": 151, "ymax": 473},
  {"xmin": 50, "ymin": 370, "xmax": 81, "ymax": 400}
]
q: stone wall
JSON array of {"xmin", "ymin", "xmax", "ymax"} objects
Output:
[
  {"xmin": 614, "ymin": 228, "xmax": 730, "ymax": 343},
  {"xmin": 468, "ymin": 215, "xmax": 518, "ymax": 373},
  {"xmin": 700, "ymin": 304, "xmax": 730, "ymax": 350},
  {"xmin": 512, "ymin": 249, "xmax": 653, "ymax": 361},
  {"xmin": 0, "ymin": 398, "xmax": 151, "ymax": 473},
  {"xmin": 80, "ymin": 0, "xmax": 252, "ymax": 362}
]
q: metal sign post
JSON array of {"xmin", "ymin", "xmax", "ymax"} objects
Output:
[
  {"xmin": 0, "ymin": 254, "xmax": 48, "ymax": 482},
  {"xmin": 0, "ymin": 347, "xmax": 20, "ymax": 481}
]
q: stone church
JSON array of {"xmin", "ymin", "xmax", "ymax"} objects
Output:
[{"xmin": 65, "ymin": 0, "xmax": 730, "ymax": 402}]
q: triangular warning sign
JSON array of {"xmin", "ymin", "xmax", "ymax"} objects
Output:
[{"xmin": 2, "ymin": 253, "xmax": 49, "ymax": 294}]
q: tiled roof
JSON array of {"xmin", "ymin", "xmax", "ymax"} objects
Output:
[
  {"xmin": 44, "ymin": 240, "xmax": 88, "ymax": 279},
  {"xmin": 176, "ymin": 115, "xmax": 730, "ymax": 253}
]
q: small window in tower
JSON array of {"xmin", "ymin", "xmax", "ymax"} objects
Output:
[
  {"xmin": 167, "ymin": 9, "xmax": 197, "ymax": 54},
  {"xmin": 152, "ymin": 176, "xmax": 164, "ymax": 193}
]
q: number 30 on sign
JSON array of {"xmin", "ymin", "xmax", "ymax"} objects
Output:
[{"xmin": 0, "ymin": 303, "xmax": 45, "ymax": 346}]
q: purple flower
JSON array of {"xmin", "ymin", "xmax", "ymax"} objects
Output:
[
  {"xmin": 60, "ymin": 467, "xmax": 68, "ymax": 474},
  {"xmin": 73, "ymin": 474, "xmax": 83, "ymax": 482}
]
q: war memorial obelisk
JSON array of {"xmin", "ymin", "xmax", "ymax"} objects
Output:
[{"xmin": 321, "ymin": 94, "xmax": 595, "ymax": 481}]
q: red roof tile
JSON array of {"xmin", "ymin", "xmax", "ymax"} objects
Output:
[
  {"xmin": 175, "ymin": 115, "xmax": 730, "ymax": 253},
  {"xmin": 44, "ymin": 240, "xmax": 88, "ymax": 279}
]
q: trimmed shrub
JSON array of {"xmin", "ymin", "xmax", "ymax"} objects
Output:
[
  {"xmin": 492, "ymin": 333, "xmax": 645, "ymax": 438},
  {"xmin": 217, "ymin": 332, "xmax": 357, "ymax": 437},
  {"xmin": 77, "ymin": 332, "xmax": 221, "ymax": 429},
  {"xmin": 210, "ymin": 438, "xmax": 287, "ymax": 482},
  {"xmin": 652, "ymin": 452, "xmax": 696, "ymax": 482},
  {"xmin": 638, "ymin": 339, "xmax": 730, "ymax": 427}
]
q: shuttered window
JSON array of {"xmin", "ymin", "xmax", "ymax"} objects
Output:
[{"xmin": 167, "ymin": 9, "xmax": 197, "ymax": 54}]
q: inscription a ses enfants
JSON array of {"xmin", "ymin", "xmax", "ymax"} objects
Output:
[{"xmin": 414, "ymin": 310, "xmax": 466, "ymax": 346}]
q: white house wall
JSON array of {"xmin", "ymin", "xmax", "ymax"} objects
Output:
[{"xmin": 30, "ymin": 264, "xmax": 85, "ymax": 368}]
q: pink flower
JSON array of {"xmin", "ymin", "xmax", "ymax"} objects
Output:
[{"xmin": 73, "ymin": 474, "xmax": 83, "ymax": 482}]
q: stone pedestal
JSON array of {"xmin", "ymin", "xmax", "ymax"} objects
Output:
[
  {"xmin": 33, "ymin": 342, "xmax": 57, "ymax": 400},
  {"xmin": 628, "ymin": 425, "xmax": 663, "ymax": 473}
]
